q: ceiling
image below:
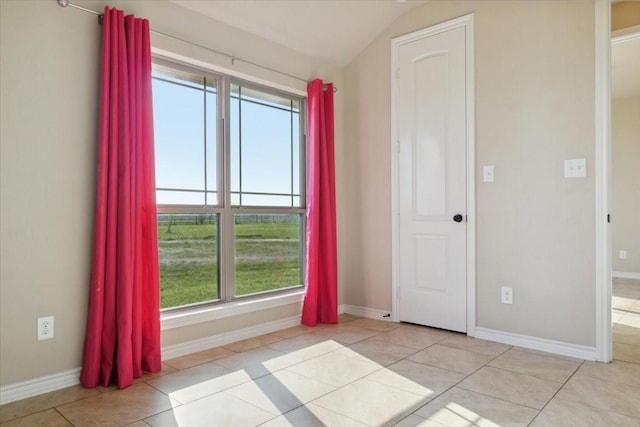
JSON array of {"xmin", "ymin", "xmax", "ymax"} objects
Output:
[
  {"xmin": 612, "ymin": 35, "xmax": 640, "ymax": 99},
  {"xmin": 171, "ymin": 0, "xmax": 429, "ymax": 67},
  {"xmin": 171, "ymin": 0, "xmax": 639, "ymax": 97}
]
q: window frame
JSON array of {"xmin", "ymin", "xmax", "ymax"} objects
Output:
[{"xmin": 153, "ymin": 58, "xmax": 307, "ymax": 313}]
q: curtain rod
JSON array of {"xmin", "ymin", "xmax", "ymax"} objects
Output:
[{"xmin": 56, "ymin": 0, "xmax": 338, "ymax": 93}]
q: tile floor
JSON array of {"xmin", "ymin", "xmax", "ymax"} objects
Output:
[
  {"xmin": 612, "ymin": 277, "xmax": 640, "ymax": 364},
  {"xmin": 1, "ymin": 279, "xmax": 638, "ymax": 426}
]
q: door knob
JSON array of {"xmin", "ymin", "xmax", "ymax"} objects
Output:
[{"xmin": 453, "ymin": 214, "xmax": 464, "ymax": 223}]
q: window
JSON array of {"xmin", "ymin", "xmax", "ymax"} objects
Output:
[{"xmin": 152, "ymin": 61, "xmax": 305, "ymax": 310}]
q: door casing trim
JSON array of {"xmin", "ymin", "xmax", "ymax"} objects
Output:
[
  {"xmin": 390, "ymin": 14, "xmax": 476, "ymax": 335},
  {"xmin": 594, "ymin": 0, "xmax": 611, "ymax": 363}
]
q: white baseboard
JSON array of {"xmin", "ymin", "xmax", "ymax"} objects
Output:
[
  {"xmin": 341, "ymin": 304, "xmax": 393, "ymax": 321},
  {"xmin": 0, "ymin": 368, "xmax": 82, "ymax": 405},
  {"xmin": 612, "ymin": 271, "xmax": 640, "ymax": 280},
  {"xmin": 0, "ymin": 315, "xmax": 302, "ymax": 405},
  {"xmin": 475, "ymin": 327, "xmax": 596, "ymax": 361}
]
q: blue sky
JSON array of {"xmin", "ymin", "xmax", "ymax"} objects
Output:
[{"xmin": 152, "ymin": 73, "xmax": 301, "ymax": 207}]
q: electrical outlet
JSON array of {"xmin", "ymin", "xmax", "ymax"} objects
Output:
[
  {"xmin": 37, "ymin": 316, "xmax": 54, "ymax": 340},
  {"xmin": 619, "ymin": 250, "xmax": 627, "ymax": 260},
  {"xmin": 564, "ymin": 158, "xmax": 587, "ymax": 178},
  {"xmin": 501, "ymin": 287, "xmax": 513, "ymax": 304},
  {"xmin": 483, "ymin": 165, "xmax": 495, "ymax": 182}
]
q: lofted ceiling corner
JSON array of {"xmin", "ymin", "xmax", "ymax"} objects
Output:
[{"xmin": 170, "ymin": 0, "xmax": 429, "ymax": 67}]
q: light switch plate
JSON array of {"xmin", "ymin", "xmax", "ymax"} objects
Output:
[
  {"xmin": 483, "ymin": 165, "xmax": 494, "ymax": 182},
  {"xmin": 564, "ymin": 158, "xmax": 586, "ymax": 178}
]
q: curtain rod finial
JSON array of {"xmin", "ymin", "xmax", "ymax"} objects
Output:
[{"xmin": 57, "ymin": 0, "xmax": 69, "ymax": 7}]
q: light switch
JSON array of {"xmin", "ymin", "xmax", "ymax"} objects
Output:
[
  {"xmin": 564, "ymin": 158, "xmax": 586, "ymax": 178},
  {"xmin": 483, "ymin": 165, "xmax": 494, "ymax": 182}
]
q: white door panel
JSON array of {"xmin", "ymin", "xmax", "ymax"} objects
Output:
[{"xmin": 397, "ymin": 25, "xmax": 467, "ymax": 332}]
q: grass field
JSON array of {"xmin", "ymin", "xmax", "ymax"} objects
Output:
[{"xmin": 158, "ymin": 214, "xmax": 302, "ymax": 309}]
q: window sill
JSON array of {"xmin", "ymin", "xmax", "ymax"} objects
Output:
[{"xmin": 160, "ymin": 290, "xmax": 305, "ymax": 331}]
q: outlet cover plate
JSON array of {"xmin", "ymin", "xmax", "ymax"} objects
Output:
[
  {"xmin": 483, "ymin": 165, "xmax": 495, "ymax": 182},
  {"xmin": 37, "ymin": 316, "xmax": 54, "ymax": 340},
  {"xmin": 564, "ymin": 158, "xmax": 586, "ymax": 178},
  {"xmin": 501, "ymin": 287, "xmax": 513, "ymax": 305}
]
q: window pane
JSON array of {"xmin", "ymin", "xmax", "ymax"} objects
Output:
[
  {"xmin": 292, "ymin": 111, "xmax": 301, "ymax": 197},
  {"xmin": 206, "ymin": 89, "xmax": 217, "ymax": 201},
  {"xmin": 230, "ymin": 94, "xmax": 240, "ymax": 196},
  {"xmin": 158, "ymin": 213, "xmax": 219, "ymax": 308},
  {"xmin": 240, "ymin": 194, "xmax": 293, "ymax": 207},
  {"xmin": 153, "ymin": 65, "xmax": 218, "ymax": 207},
  {"xmin": 241, "ymin": 102, "xmax": 291, "ymax": 195},
  {"xmin": 157, "ymin": 190, "xmax": 204, "ymax": 205},
  {"xmin": 230, "ymin": 84, "xmax": 302, "ymax": 207},
  {"xmin": 234, "ymin": 214, "xmax": 303, "ymax": 297},
  {"xmin": 153, "ymin": 78, "xmax": 205, "ymax": 192}
]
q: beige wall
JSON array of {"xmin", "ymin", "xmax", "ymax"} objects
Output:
[
  {"xmin": 612, "ymin": 97, "xmax": 640, "ymax": 273},
  {"xmin": 612, "ymin": 1, "xmax": 640, "ymax": 31},
  {"xmin": 0, "ymin": 0, "xmax": 344, "ymax": 386},
  {"xmin": 343, "ymin": 1, "xmax": 596, "ymax": 346}
]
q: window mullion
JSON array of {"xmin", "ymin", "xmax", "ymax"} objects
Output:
[
  {"xmin": 203, "ymin": 77, "xmax": 208, "ymax": 206},
  {"xmin": 221, "ymin": 76, "xmax": 235, "ymax": 301}
]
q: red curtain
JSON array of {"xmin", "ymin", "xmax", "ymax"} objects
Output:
[
  {"xmin": 80, "ymin": 7, "xmax": 161, "ymax": 389},
  {"xmin": 301, "ymin": 79, "xmax": 338, "ymax": 326}
]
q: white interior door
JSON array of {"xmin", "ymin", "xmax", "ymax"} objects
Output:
[{"xmin": 396, "ymin": 24, "xmax": 468, "ymax": 332}]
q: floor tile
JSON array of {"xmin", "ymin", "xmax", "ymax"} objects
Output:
[
  {"xmin": 612, "ymin": 309, "xmax": 626, "ymax": 324},
  {"xmin": 438, "ymin": 334, "xmax": 511, "ymax": 357},
  {"xmin": 458, "ymin": 366, "xmax": 560, "ymax": 410},
  {"xmin": 392, "ymin": 414, "xmax": 443, "ymax": 427},
  {"xmin": 267, "ymin": 333, "xmax": 342, "ymax": 357},
  {"xmin": 164, "ymin": 347, "xmax": 235, "ymax": 370},
  {"xmin": 415, "ymin": 387, "xmax": 539, "ymax": 427},
  {"xmin": 144, "ymin": 391, "xmax": 274, "ymax": 427},
  {"xmin": 223, "ymin": 334, "xmax": 284, "ymax": 353},
  {"xmin": 613, "ymin": 342, "xmax": 640, "ymax": 364},
  {"xmin": 0, "ymin": 385, "xmax": 100, "ymax": 423},
  {"xmin": 530, "ymin": 397, "xmax": 640, "ymax": 427},
  {"xmin": 259, "ymin": 403, "xmax": 368, "ymax": 427},
  {"xmin": 125, "ymin": 421, "xmax": 151, "ymax": 427},
  {"xmin": 287, "ymin": 350, "xmax": 381, "ymax": 387},
  {"xmin": 510, "ymin": 347, "xmax": 584, "ymax": 363},
  {"xmin": 310, "ymin": 325, "xmax": 380, "ymax": 345},
  {"xmin": 613, "ymin": 323, "xmax": 640, "ymax": 345},
  {"xmin": 487, "ymin": 348, "xmax": 580, "ymax": 383},
  {"xmin": 613, "ymin": 295, "xmax": 637, "ymax": 310},
  {"xmin": 0, "ymin": 409, "xmax": 72, "ymax": 427},
  {"xmin": 339, "ymin": 337, "xmax": 419, "ymax": 366},
  {"xmin": 56, "ymin": 382, "xmax": 177, "ymax": 426},
  {"xmin": 145, "ymin": 362, "xmax": 248, "ymax": 404},
  {"xmin": 376, "ymin": 326, "xmax": 451, "ymax": 350},
  {"xmin": 555, "ymin": 372, "xmax": 640, "ymax": 418},
  {"xmin": 619, "ymin": 312, "xmax": 640, "ymax": 328},
  {"xmin": 337, "ymin": 314, "xmax": 360, "ymax": 323},
  {"xmin": 613, "ymin": 279, "xmax": 640, "ymax": 299},
  {"xmin": 347, "ymin": 318, "xmax": 401, "ymax": 332},
  {"xmin": 213, "ymin": 346, "xmax": 301, "ymax": 379},
  {"xmin": 366, "ymin": 359, "xmax": 465, "ymax": 398},
  {"xmin": 408, "ymin": 344, "xmax": 495, "ymax": 375},
  {"xmin": 270, "ymin": 325, "xmax": 314, "ymax": 339},
  {"xmin": 225, "ymin": 370, "xmax": 335, "ymax": 415},
  {"xmin": 575, "ymin": 359, "xmax": 640, "ymax": 387},
  {"xmin": 313, "ymin": 378, "xmax": 427, "ymax": 426}
]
